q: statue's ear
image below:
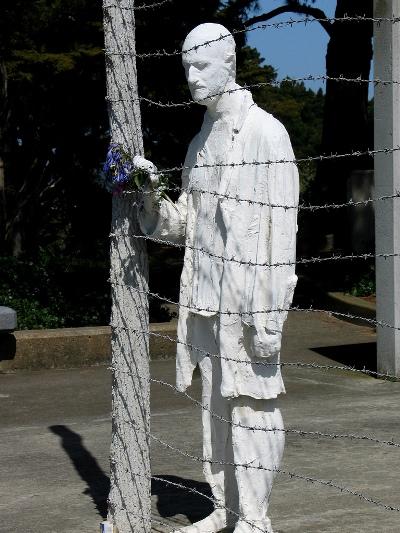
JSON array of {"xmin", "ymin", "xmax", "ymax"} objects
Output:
[{"xmin": 226, "ymin": 51, "xmax": 236, "ymax": 73}]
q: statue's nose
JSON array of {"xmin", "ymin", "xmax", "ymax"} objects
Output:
[{"xmin": 188, "ymin": 66, "xmax": 199, "ymax": 84}]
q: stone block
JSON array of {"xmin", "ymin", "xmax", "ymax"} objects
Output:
[
  {"xmin": 0, "ymin": 306, "xmax": 17, "ymax": 332},
  {"xmin": 0, "ymin": 321, "xmax": 177, "ymax": 371}
]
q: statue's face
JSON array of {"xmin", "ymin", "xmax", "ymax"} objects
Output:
[{"xmin": 182, "ymin": 47, "xmax": 232, "ymax": 105}]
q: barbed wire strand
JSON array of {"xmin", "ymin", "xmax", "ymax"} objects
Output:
[
  {"xmin": 104, "ymin": 15, "xmax": 400, "ymax": 59},
  {"xmin": 127, "ymin": 184, "xmax": 400, "ymax": 213},
  {"xmin": 153, "ymin": 432, "xmax": 400, "ymax": 512},
  {"xmin": 153, "ymin": 146, "xmax": 400, "ymax": 175},
  {"xmin": 113, "ymin": 472, "xmax": 267, "ymax": 533},
  {"xmin": 110, "ymin": 365, "xmax": 400, "ymax": 447},
  {"xmin": 110, "ymin": 321, "xmax": 400, "ymax": 381},
  {"xmin": 109, "ymin": 282, "xmax": 400, "ymax": 334},
  {"xmin": 127, "ymin": 420, "xmax": 400, "ymax": 513},
  {"xmin": 107, "ymin": 75, "xmax": 400, "ymax": 108},
  {"xmin": 110, "ymin": 231, "xmax": 400, "ymax": 269},
  {"xmin": 151, "ymin": 378, "xmax": 400, "ymax": 447},
  {"xmin": 109, "ymin": 467, "xmax": 258, "ymax": 531},
  {"xmin": 148, "ymin": 476, "xmax": 266, "ymax": 532}
]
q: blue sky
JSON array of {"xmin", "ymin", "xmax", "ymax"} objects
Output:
[{"xmin": 246, "ymin": 1, "xmax": 336, "ymax": 92}]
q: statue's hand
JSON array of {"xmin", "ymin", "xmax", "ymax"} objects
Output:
[
  {"xmin": 249, "ymin": 327, "xmax": 281, "ymax": 359},
  {"xmin": 133, "ymin": 156, "xmax": 160, "ymax": 216},
  {"xmin": 132, "ymin": 155, "xmax": 159, "ymax": 188}
]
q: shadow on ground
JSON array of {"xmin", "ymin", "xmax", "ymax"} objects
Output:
[
  {"xmin": 49, "ymin": 425, "xmax": 110, "ymax": 519},
  {"xmin": 49, "ymin": 425, "xmax": 211, "ymax": 523},
  {"xmin": 311, "ymin": 342, "xmax": 377, "ymax": 371},
  {"xmin": 152, "ymin": 475, "xmax": 213, "ymax": 522}
]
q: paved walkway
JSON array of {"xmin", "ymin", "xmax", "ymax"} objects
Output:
[{"xmin": 1, "ymin": 313, "xmax": 399, "ymax": 532}]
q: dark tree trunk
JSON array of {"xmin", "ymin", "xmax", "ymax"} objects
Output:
[
  {"xmin": 319, "ymin": 0, "xmax": 373, "ymax": 198},
  {"xmin": 0, "ymin": 60, "xmax": 7, "ymax": 249},
  {"xmin": 245, "ymin": 1, "xmax": 374, "ymax": 253},
  {"xmin": 316, "ymin": 0, "xmax": 373, "ymax": 250}
]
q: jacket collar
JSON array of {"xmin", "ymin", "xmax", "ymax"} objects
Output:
[{"xmin": 203, "ymin": 86, "xmax": 255, "ymax": 134}]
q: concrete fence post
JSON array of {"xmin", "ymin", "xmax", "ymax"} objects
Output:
[
  {"xmin": 103, "ymin": 1, "xmax": 151, "ymax": 531},
  {"xmin": 374, "ymin": 0, "xmax": 400, "ymax": 376}
]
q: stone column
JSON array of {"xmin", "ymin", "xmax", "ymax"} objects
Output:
[{"xmin": 374, "ymin": 0, "xmax": 400, "ymax": 376}]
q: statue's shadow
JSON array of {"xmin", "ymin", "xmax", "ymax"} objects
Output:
[
  {"xmin": 152, "ymin": 475, "xmax": 213, "ymax": 523},
  {"xmin": 49, "ymin": 425, "xmax": 212, "ymax": 523}
]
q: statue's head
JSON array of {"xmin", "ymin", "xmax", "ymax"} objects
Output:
[{"xmin": 182, "ymin": 23, "xmax": 236, "ymax": 106}]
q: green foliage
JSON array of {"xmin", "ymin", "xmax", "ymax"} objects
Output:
[
  {"xmin": 0, "ymin": 255, "xmax": 64, "ymax": 329},
  {"xmin": 347, "ymin": 265, "xmax": 375, "ymax": 297},
  {"xmin": 1, "ymin": 0, "xmax": 108, "ymax": 258},
  {"xmin": 0, "ymin": 0, "xmax": 325, "ymax": 327},
  {"xmin": 0, "ymin": 252, "xmax": 110, "ymax": 329},
  {"xmin": 255, "ymin": 80, "xmax": 324, "ymax": 195}
]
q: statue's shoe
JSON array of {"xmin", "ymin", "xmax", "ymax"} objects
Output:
[
  {"xmin": 173, "ymin": 509, "xmax": 236, "ymax": 533},
  {"xmin": 232, "ymin": 518, "xmax": 273, "ymax": 533}
]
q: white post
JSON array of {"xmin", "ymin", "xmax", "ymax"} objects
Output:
[
  {"xmin": 103, "ymin": 1, "xmax": 151, "ymax": 532},
  {"xmin": 374, "ymin": 0, "xmax": 400, "ymax": 376}
]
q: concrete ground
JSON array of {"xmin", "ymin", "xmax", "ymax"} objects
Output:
[{"xmin": 1, "ymin": 312, "xmax": 399, "ymax": 533}]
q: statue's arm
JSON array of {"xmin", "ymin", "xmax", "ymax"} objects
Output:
[
  {"xmin": 136, "ymin": 156, "xmax": 189, "ymax": 245},
  {"xmin": 248, "ymin": 125, "xmax": 299, "ymax": 358}
]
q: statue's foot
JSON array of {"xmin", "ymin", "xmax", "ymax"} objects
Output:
[
  {"xmin": 233, "ymin": 518, "xmax": 273, "ymax": 533},
  {"xmin": 173, "ymin": 509, "xmax": 235, "ymax": 533}
]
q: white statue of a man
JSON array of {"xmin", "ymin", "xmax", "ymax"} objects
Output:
[{"xmin": 137, "ymin": 23, "xmax": 299, "ymax": 533}]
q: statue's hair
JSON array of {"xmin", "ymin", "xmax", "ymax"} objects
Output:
[{"xmin": 182, "ymin": 23, "xmax": 236, "ymax": 61}]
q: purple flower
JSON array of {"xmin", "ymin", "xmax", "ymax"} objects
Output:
[
  {"xmin": 103, "ymin": 143, "xmax": 122, "ymax": 175},
  {"xmin": 123, "ymin": 161, "xmax": 134, "ymax": 174},
  {"xmin": 114, "ymin": 170, "xmax": 129, "ymax": 184},
  {"xmin": 101, "ymin": 143, "xmax": 150, "ymax": 195}
]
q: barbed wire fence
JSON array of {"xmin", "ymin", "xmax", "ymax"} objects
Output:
[{"xmin": 103, "ymin": 2, "xmax": 400, "ymax": 532}]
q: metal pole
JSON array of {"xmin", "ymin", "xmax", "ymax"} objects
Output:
[
  {"xmin": 103, "ymin": 1, "xmax": 151, "ymax": 531},
  {"xmin": 374, "ymin": 0, "xmax": 400, "ymax": 376}
]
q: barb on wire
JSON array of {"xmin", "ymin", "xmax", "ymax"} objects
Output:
[
  {"xmin": 104, "ymin": 15, "xmax": 400, "ymax": 59},
  {"xmin": 110, "ymin": 314, "xmax": 400, "ymax": 380},
  {"xmin": 133, "ymin": 422, "xmax": 400, "ymax": 513},
  {"xmin": 110, "ymin": 231, "xmax": 400, "ymax": 269},
  {"xmin": 103, "ymin": 0, "xmax": 172, "ymax": 11}
]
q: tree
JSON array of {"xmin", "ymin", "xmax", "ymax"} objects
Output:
[
  {"xmin": 103, "ymin": 2, "xmax": 151, "ymax": 530},
  {"xmin": 0, "ymin": 0, "xmax": 108, "ymax": 257},
  {"xmin": 0, "ymin": 0, "xmax": 324, "ymax": 326},
  {"xmin": 245, "ymin": 0, "xmax": 373, "ymax": 249}
]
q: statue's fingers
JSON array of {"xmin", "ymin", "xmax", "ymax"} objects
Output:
[{"xmin": 132, "ymin": 155, "xmax": 158, "ymax": 173}]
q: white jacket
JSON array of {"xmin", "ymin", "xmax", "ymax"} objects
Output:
[{"xmin": 140, "ymin": 90, "xmax": 299, "ymax": 397}]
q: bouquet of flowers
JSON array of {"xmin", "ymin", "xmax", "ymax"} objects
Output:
[{"xmin": 101, "ymin": 143, "xmax": 171, "ymax": 203}]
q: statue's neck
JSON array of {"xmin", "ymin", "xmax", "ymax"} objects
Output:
[{"xmin": 206, "ymin": 80, "xmax": 243, "ymax": 122}]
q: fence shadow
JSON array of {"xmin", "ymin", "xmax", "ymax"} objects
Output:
[
  {"xmin": 152, "ymin": 475, "xmax": 213, "ymax": 523},
  {"xmin": 311, "ymin": 342, "xmax": 377, "ymax": 372},
  {"xmin": 49, "ymin": 425, "xmax": 213, "ymax": 524},
  {"xmin": 49, "ymin": 425, "xmax": 110, "ymax": 519}
]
